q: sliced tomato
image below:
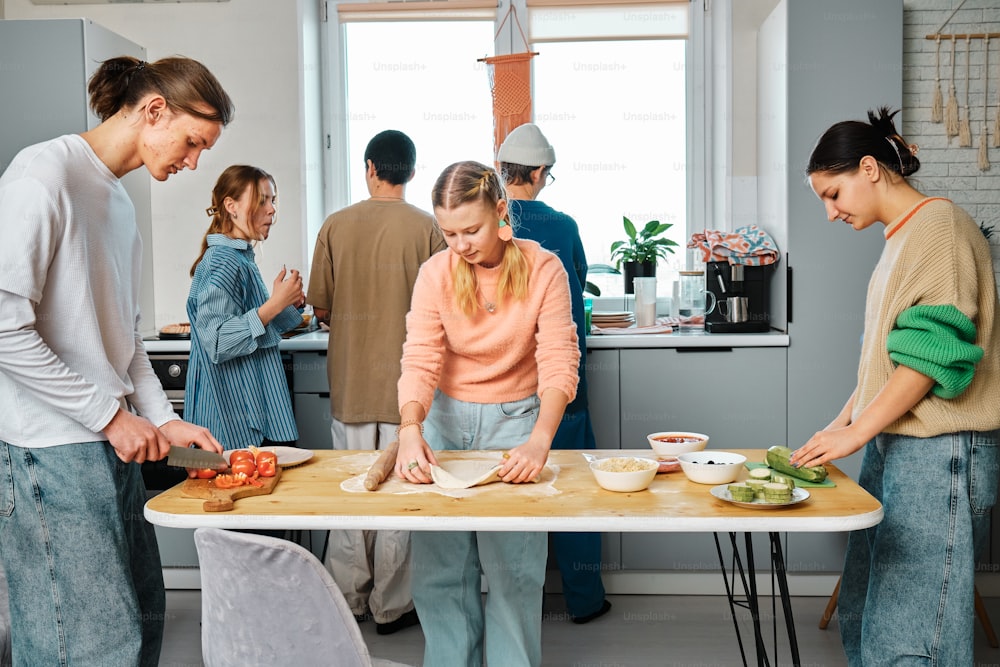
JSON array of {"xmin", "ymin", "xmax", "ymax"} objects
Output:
[
  {"xmin": 213, "ymin": 474, "xmax": 242, "ymax": 489},
  {"xmin": 256, "ymin": 452, "xmax": 278, "ymax": 477},
  {"xmin": 194, "ymin": 468, "xmax": 218, "ymax": 479}
]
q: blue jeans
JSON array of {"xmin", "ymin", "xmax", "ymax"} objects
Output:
[
  {"xmin": 840, "ymin": 430, "xmax": 999, "ymax": 666},
  {"xmin": 412, "ymin": 391, "xmax": 546, "ymax": 667},
  {"xmin": 0, "ymin": 441, "xmax": 165, "ymax": 666},
  {"xmin": 549, "ymin": 409, "xmax": 607, "ymax": 618}
]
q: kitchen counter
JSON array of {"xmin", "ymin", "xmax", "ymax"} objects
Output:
[{"xmin": 142, "ymin": 329, "xmax": 788, "ymax": 353}]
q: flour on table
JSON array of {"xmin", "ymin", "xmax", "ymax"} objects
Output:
[{"xmin": 338, "ymin": 451, "xmax": 561, "ymax": 498}]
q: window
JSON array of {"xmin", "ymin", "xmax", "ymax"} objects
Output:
[
  {"xmin": 340, "ymin": 20, "xmax": 496, "ymax": 212},
  {"xmin": 532, "ymin": 39, "xmax": 686, "ymax": 297},
  {"xmin": 323, "ymin": 1, "xmax": 698, "ymax": 297}
]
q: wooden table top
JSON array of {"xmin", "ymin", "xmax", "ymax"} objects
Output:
[{"xmin": 144, "ymin": 449, "xmax": 882, "ymax": 533}]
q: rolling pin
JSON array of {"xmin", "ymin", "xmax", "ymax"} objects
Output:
[{"xmin": 364, "ymin": 440, "xmax": 399, "ymax": 491}]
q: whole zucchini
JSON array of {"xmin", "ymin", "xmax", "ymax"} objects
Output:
[{"xmin": 766, "ymin": 445, "xmax": 828, "ymax": 483}]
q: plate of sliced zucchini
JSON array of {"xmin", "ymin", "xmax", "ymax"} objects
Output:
[{"xmin": 710, "ymin": 484, "xmax": 810, "ymax": 509}]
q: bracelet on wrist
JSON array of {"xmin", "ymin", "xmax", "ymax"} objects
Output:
[{"xmin": 395, "ymin": 420, "xmax": 423, "ymax": 437}]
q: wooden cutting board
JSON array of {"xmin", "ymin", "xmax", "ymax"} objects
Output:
[{"xmin": 180, "ymin": 466, "xmax": 281, "ymax": 512}]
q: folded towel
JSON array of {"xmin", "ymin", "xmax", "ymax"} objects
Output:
[{"xmin": 687, "ymin": 225, "xmax": 780, "ymax": 266}]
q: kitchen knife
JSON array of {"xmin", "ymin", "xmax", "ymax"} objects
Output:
[{"xmin": 166, "ymin": 445, "xmax": 229, "ymax": 470}]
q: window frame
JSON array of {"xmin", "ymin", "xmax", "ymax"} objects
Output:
[{"xmin": 319, "ymin": 0, "xmax": 711, "ymax": 267}]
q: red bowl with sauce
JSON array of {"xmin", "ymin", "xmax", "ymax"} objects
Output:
[{"xmin": 646, "ymin": 431, "xmax": 709, "ymax": 456}]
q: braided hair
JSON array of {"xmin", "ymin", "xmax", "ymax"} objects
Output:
[{"xmin": 431, "ymin": 161, "xmax": 529, "ymax": 317}]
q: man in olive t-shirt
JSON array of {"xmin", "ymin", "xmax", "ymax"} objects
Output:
[{"xmin": 307, "ymin": 130, "xmax": 445, "ymax": 634}]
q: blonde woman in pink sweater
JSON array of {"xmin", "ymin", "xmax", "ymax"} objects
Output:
[{"xmin": 395, "ymin": 161, "xmax": 580, "ymax": 666}]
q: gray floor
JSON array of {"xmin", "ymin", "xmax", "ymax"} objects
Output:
[{"xmin": 159, "ymin": 590, "xmax": 1000, "ymax": 666}]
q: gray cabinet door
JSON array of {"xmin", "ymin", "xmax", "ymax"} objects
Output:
[
  {"xmin": 290, "ymin": 352, "xmax": 333, "ymax": 449},
  {"xmin": 618, "ymin": 347, "xmax": 787, "ymax": 571},
  {"xmin": 618, "ymin": 347, "xmax": 787, "ymax": 451},
  {"xmin": 293, "ymin": 393, "xmax": 333, "ymax": 450},
  {"xmin": 586, "ymin": 349, "xmax": 621, "ymax": 451},
  {"xmin": 581, "ymin": 348, "xmax": 622, "ymax": 568}
]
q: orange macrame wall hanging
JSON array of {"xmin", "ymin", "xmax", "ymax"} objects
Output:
[
  {"xmin": 479, "ymin": 3, "xmax": 538, "ymax": 158},
  {"xmin": 480, "ymin": 52, "xmax": 537, "ymax": 158}
]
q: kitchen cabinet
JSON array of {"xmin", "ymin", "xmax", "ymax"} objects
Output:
[
  {"xmin": 290, "ymin": 351, "xmax": 333, "ymax": 450},
  {"xmin": 616, "ymin": 346, "xmax": 787, "ymax": 571},
  {"xmin": 0, "ymin": 18, "xmax": 156, "ymax": 338},
  {"xmin": 619, "ymin": 347, "xmax": 787, "ymax": 450},
  {"xmin": 584, "ymin": 349, "xmax": 622, "ymax": 570},
  {"xmin": 587, "ymin": 349, "xmax": 621, "ymax": 451}
]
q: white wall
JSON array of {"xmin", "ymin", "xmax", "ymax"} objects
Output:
[{"xmin": 2, "ymin": 0, "xmax": 322, "ymax": 329}]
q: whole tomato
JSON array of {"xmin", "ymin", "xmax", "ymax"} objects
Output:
[
  {"xmin": 256, "ymin": 451, "xmax": 278, "ymax": 477},
  {"xmin": 230, "ymin": 459, "xmax": 257, "ymax": 477},
  {"xmin": 194, "ymin": 468, "xmax": 217, "ymax": 479},
  {"xmin": 229, "ymin": 450, "xmax": 255, "ymax": 466}
]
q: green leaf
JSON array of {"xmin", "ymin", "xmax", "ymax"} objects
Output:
[
  {"xmin": 623, "ymin": 216, "xmax": 637, "ymax": 240},
  {"xmin": 641, "ymin": 220, "xmax": 662, "ymax": 236}
]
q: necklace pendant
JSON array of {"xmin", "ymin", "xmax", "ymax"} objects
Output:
[{"xmin": 485, "ymin": 301, "xmax": 496, "ymax": 314}]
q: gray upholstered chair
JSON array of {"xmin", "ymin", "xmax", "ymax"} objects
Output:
[{"xmin": 194, "ymin": 528, "xmax": 412, "ymax": 667}]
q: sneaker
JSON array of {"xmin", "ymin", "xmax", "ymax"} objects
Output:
[
  {"xmin": 571, "ymin": 599, "xmax": 612, "ymax": 625},
  {"xmin": 375, "ymin": 609, "xmax": 420, "ymax": 635}
]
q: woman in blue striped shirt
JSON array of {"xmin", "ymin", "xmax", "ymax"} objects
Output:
[{"xmin": 185, "ymin": 165, "xmax": 304, "ymax": 449}]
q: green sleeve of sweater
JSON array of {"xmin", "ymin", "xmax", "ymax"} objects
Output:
[{"xmin": 886, "ymin": 304, "xmax": 984, "ymax": 399}]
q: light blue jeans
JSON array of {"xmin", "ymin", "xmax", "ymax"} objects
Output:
[
  {"xmin": 840, "ymin": 430, "xmax": 999, "ymax": 666},
  {"xmin": 549, "ymin": 409, "xmax": 607, "ymax": 618},
  {"xmin": 412, "ymin": 391, "xmax": 546, "ymax": 667},
  {"xmin": 0, "ymin": 440, "xmax": 165, "ymax": 666}
]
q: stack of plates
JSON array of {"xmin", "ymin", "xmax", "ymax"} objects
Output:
[{"xmin": 591, "ymin": 311, "xmax": 635, "ymax": 328}]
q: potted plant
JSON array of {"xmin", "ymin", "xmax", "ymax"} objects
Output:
[{"xmin": 609, "ymin": 216, "xmax": 678, "ymax": 293}]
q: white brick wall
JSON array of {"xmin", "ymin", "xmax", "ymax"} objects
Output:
[{"xmin": 903, "ymin": 0, "xmax": 1000, "ymax": 281}]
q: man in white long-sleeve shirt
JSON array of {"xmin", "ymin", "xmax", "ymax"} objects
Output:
[{"xmin": 0, "ymin": 55, "xmax": 232, "ymax": 666}]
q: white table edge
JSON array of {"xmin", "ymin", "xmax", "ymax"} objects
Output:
[{"xmin": 144, "ymin": 506, "xmax": 884, "ymax": 533}]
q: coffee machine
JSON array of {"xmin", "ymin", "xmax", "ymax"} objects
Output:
[{"xmin": 704, "ymin": 261, "xmax": 775, "ymax": 333}]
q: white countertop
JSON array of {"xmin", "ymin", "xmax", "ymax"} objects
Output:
[{"xmin": 143, "ymin": 329, "xmax": 788, "ymax": 354}]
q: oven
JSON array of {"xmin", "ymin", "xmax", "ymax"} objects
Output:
[
  {"xmin": 144, "ymin": 350, "xmax": 200, "ymax": 583},
  {"xmin": 143, "ymin": 353, "xmax": 190, "ymax": 493}
]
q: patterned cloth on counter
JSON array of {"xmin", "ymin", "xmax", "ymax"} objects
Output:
[{"xmin": 687, "ymin": 225, "xmax": 780, "ymax": 266}]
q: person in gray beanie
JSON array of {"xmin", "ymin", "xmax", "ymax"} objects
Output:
[{"xmin": 498, "ymin": 123, "xmax": 611, "ymax": 625}]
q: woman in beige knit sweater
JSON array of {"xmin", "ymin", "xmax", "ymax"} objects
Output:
[{"xmin": 794, "ymin": 107, "xmax": 1000, "ymax": 666}]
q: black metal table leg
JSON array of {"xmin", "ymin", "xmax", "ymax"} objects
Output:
[
  {"xmin": 715, "ymin": 532, "xmax": 803, "ymax": 667},
  {"xmin": 714, "ymin": 533, "xmax": 750, "ymax": 667},
  {"xmin": 770, "ymin": 532, "xmax": 801, "ymax": 667},
  {"xmin": 714, "ymin": 532, "xmax": 771, "ymax": 667},
  {"xmin": 743, "ymin": 532, "xmax": 771, "ymax": 667}
]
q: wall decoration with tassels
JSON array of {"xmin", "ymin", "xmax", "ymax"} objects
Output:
[{"xmin": 927, "ymin": 0, "xmax": 1000, "ymax": 171}]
